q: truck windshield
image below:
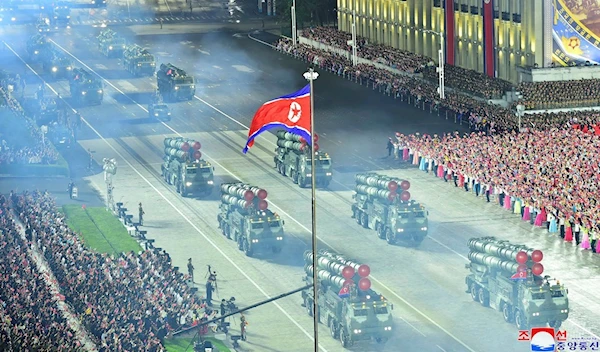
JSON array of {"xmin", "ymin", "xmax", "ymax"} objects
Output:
[
  {"xmin": 551, "ymin": 290, "xmax": 565, "ymax": 298},
  {"xmin": 531, "ymin": 292, "xmax": 545, "ymax": 300},
  {"xmin": 413, "ymin": 211, "xmax": 425, "ymax": 218},
  {"xmin": 352, "ymin": 308, "xmax": 368, "ymax": 317},
  {"xmin": 269, "ymin": 221, "xmax": 280, "ymax": 228},
  {"xmin": 200, "ymin": 167, "xmax": 212, "ymax": 174},
  {"xmin": 186, "ymin": 168, "xmax": 197, "ymax": 175},
  {"xmin": 180, "ymin": 77, "xmax": 194, "ymax": 84},
  {"xmin": 374, "ymin": 306, "xmax": 388, "ymax": 314},
  {"xmin": 251, "ymin": 222, "xmax": 264, "ymax": 230}
]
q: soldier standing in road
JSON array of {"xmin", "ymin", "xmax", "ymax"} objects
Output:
[
  {"xmin": 138, "ymin": 203, "xmax": 145, "ymax": 225},
  {"xmin": 187, "ymin": 258, "xmax": 195, "ymax": 284},
  {"xmin": 205, "ymin": 271, "xmax": 216, "ymax": 306},
  {"xmin": 240, "ymin": 314, "xmax": 248, "ymax": 341},
  {"xmin": 386, "ymin": 138, "xmax": 394, "ymax": 157}
]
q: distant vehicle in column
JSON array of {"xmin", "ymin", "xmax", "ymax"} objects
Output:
[
  {"xmin": 302, "ymin": 249, "xmax": 394, "ymax": 348},
  {"xmin": 47, "ymin": 1, "xmax": 71, "ymax": 27},
  {"xmin": 217, "ymin": 183, "xmax": 285, "ymax": 257},
  {"xmin": 69, "ymin": 68, "xmax": 103, "ymax": 106},
  {"xmin": 161, "ymin": 137, "xmax": 214, "ymax": 197},
  {"xmin": 40, "ymin": 47, "xmax": 73, "ymax": 79},
  {"xmin": 465, "ymin": 237, "xmax": 569, "ymax": 330},
  {"xmin": 123, "ymin": 44, "xmax": 156, "ymax": 76},
  {"xmin": 26, "ymin": 34, "xmax": 52, "ymax": 62},
  {"xmin": 352, "ymin": 173, "xmax": 428, "ymax": 246},
  {"xmin": 156, "ymin": 63, "xmax": 196, "ymax": 102},
  {"xmin": 274, "ymin": 131, "xmax": 332, "ymax": 188},
  {"xmin": 97, "ymin": 29, "xmax": 125, "ymax": 58}
]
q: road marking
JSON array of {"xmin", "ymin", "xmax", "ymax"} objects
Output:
[
  {"xmin": 47, "ymin": 38, "xmax": 481, "ymax": 351},
  {"xmin": 5, "ymin": 41, "xmax": 329, "ymax": 352},
  {"xmin": 437, "ymin": 345, "xmax": 447, "ymax": 352}
]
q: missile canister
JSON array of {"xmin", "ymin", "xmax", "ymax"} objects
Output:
[
  {"xmin": 164, "ymin": 137, "xmax": 190, "ymax": 150},
  {"xmin": 304, "ymin": 265, "xmax": 347, "ymax": 289},
  {"xmin": 221, "ymin": 194, "xmax": 247, "ymax": 208},
  {"xmin": 304, "ymin": 250, "xmax": 364, "ymax": 276},
  {"xmin": 276, "ymin": 130, "xmax": 305, "ymax": 142},
  {"xmin": 468, "ymin": 237, "xmax": 534, "ymax": 262},
  {"xmin": 355, "ymin": 173, "xmax": 405, "ymax": 191},
  {"xmin": 355, "ymin": 185, "xmax": 392, "ymax": 200},
  {"xmin": 165, "ymin": 147, "xmax": 188, "ymax": 160},
  {"xmin": 221, "ymin": 183, "xmax": 251, "ymax": 199},
  {"xmin": 468, "ymin": 252, "xmax": 520, "ymax": 273},
  {"xmin": 276, "ymin": 139, "xmax": 307, "ymax": 151}
]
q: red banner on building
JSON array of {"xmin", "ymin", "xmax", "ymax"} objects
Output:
[
  {"xmin": 444, "ymin": 0, "xmax": 455, "ymax": 65},
  {"xmin": 482, "ymin": 0, "xmax": 495, "ymax": 77}
]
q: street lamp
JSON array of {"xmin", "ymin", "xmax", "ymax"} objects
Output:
[
  {"xmin": 516, "ymin": 104, "xmax": 525, "ymax": 132},
  {"xmin": 103, "ymin": 158, "xmax": 117, "ymax": 211},
  {"xmin": 302, "ymin": 68, "xmax": 319, "ymax": 352},
  {"xmin": 346, "ymin": 10, "xmax": 358, "ymax": 66},
  {"xmin": 424, "ymin": 29, "xmax": 445, "ymax": 100},
  {"xmin": 291, "ymin": 0, "xmax": 297, "ymax": 46}
]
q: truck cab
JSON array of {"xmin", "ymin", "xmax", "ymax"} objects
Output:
[
  {"xmin": 387, "ymin": 203, "xmax": 428, "ymax": 244},
  {"xmin": 148, "ymin": 103, "xmax": 171, "ymax": 121}
]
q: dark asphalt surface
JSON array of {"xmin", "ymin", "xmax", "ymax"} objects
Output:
[{"xmin": 2, "ymin": 23, "xmax": 598, "ymax": 352}]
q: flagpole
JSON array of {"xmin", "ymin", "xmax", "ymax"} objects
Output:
[{"xmin": 303, "ymin": 67, "xmax": 319, "ymax": 352}]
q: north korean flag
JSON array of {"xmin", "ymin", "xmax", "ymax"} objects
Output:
[
  {"xmin": 243, "ymin": 84, "xmax": 311, "ymax": 154},
  {"xmin": 511, "ymin": 270, "xmax": 527, "ymax": 281},
  {"xmin": 338, "ymin": 285, "xmax": 350, "ymax": 298}
]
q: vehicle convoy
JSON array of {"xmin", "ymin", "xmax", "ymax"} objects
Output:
[
  {"xmin": 217, "ymin": 183, "xmax": 285, "ymax": 256},
  {"xmin": 465, "ymin": 237, "xmax": 569, "ymax": 330},
  {"xmin": 69, "ymin": 68, "xmax": 103, "ymax": 105},
  {"xmin": 156, "ymin": 63, "xmax": 195, "ymax": 101},
  {"xmin": 302, "ymin": 249, "xmax": 394, "ymax": 347},
  {"xmin": 97, "ymin": 29, "xmax": 126, "ymax": 58},
  {"xmin": 161, "ymin": 137, "xmax": 214, "ymax": 196},
  {"xmin": 273, "ymin": 131, "xmax": 332, "ymax": 188},
  {"xmin": 351, "ymin": 173, "xmax": 428, "ymax": 245},
  {"xmin": 41, "ymin": 47, "xmax": 73, "ymax": 79},
  {"xmin": 122, "ymin": 44, "xmax": 156, "ymax": 76},
  {"xmin": 26, "ymin": 34, "xmax": 51, "ymax": 62}
]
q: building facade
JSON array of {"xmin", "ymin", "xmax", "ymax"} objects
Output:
[{"xmin": 336, "ymin": 0, "xmax": 554, "ymax": 82}]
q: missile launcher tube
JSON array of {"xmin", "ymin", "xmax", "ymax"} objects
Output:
[
  {"xmin": 468, "ymin": 252, "xmax": 520, "ymax": 273},
  {"xmin": 304, "ymin": 250, "xmax": 364, "ymax": 275},
  {"xmin": 305, "ymin": 265, "xmax": 347, "ymax": 289},
  {"xmin": 276, "ymin": 130, "xmax": 305, "ymax": 142},
  {"xmin": 221, "ymin": 184, "xmax": 251, "ymax": 199},
  {"xmin": 220, "ymin": 195, "xmax": 247, "ymax": 208},
  {"xmin": 468, "ymin": 238, "xmax": 534, "ymax": 261},
  {"xmin": 355, "ymin": 173, "xmax": 406, "ymax": 191},
  {"xmin": 276, "ymin": 139, "xmax": 306, "ymax": 152},
  {"xmin": 164, "ymin": 147, "xmax": 188, "ymax": 160},
  {"xmin": 355, "ymin": 185, "xmax": 392, "ymax": 200}
]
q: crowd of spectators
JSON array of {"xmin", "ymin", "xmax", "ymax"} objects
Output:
[
  {"xmin": 0, "ymin": 87, "xmax": 59, "ymax": 165},
  {"xmin": 517, "ymin": 80, "xmax": 600, "ymax": 110},
  {"xmin": 422, "ymin": 64, "xmax": 513, "ymax": 99},
  {"xmin": 0, "ymin": 194, "xmax": 84, "ymax": 351},
  {"xmin": 396, "ymin": 130, "xmax": 600, "ymax": 251},
  {"xmin": 11, "ymin": 191, "xmax": 205, "ymax": 351}
]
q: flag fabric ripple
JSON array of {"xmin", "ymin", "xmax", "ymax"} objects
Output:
[{"xmin": 243, "ymin": 84, "xmax": 311, "ymax": 154}]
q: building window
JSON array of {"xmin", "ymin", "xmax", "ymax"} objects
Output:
[
  {"xmin": 454, "ymin": 1, "xmax": 459, "ymax": 11},
  {"xmin": 433, "ymin": 0, "xmax": 441, "ymax": 7},
  {"xmin": 470, "ymin": 5, "xmax": 478, "ymax": 15},
  {"xmin": 512, "ymin": 13, "xmax": 521, "ymax": 23},
  {"xmin": 461, "ymin": 4, "xmax": 468, "ymax": 12},
  {"xmin": 494, "ymin": 10, "xmax": 499, "ymax": 18}
]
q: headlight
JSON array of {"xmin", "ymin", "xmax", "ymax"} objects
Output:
[
  {"xmin": 276, "ymin": 236, "xmax": 283, "ymax": 240},
  {"xmin": 137, "ymin": 63, "xmax": 142, "ymax": 66},
  {"xmin": 154, "ymin": 113, "xmax": 159, "ymax": 116},
  {"xmin": 151, "ymin": 62, "xmax": 156, "ymax": 66},
  {"xmin": 108, "ymin": 45, "xmax": 113, "ymax": 50},
  {"xmin": 51, "ymin": 67, "xmax": 58, "ymax": 72},
  {"xmin": 167, "ymin": 112, "xmax": 171, "ymax": 115},
  {"xmin": 561, "ymin": 309, "xmax": 569, "ymax": 313},
  {"xmin": 532, "ymin": 312, "xmax": 540, "ymax": 317},
  {"xmin": 174, "ymin": 86, "xmax": 179, "ymax": 90},
  {"xmin": 306, "ymin": 174, "xmax": 311, "ymax": 177},
  {"xmin": 185, "ymin": 182, "xmax": 192, "ymax": 186},
  {"xmin": 353, "ymin": 329, "xmax": 362, "ymax": 334},
  {"xmin": 11, "ymin": 17, "xmax": 16, "ymax": 21},
  {"xmin": 397, "ymin": 228, "xmax": 404, "ymax": 232},
  {"xmin": 207, "ymin": 180, "xmax": 213, "ymax": 185},
  {"xmin": 34, "ymin": 50, "xmax": 39, "ymax": 54},
  {"xmin": 66, "ymin": 15, "xmax": 70, "ymax": 19},
  {"xmin": 384, "ymin": 326, "xmax": 392, "ymax": 331},
  {"xmin": 251, "ymin": 239, "xmax": 259, "ymax": 243},
  {"xmin": 421, "ymin": 227, "xmax": 428, "ymax": 231},
  {"xmin": 81, "ymin": 91, "xmax": 86, "ymax": 95},
  {"xmin": 97, "ymin": 89, "xmax": 103, "ymax": 94},
  {"xmin": 326, "ymin": 172, "xmax": 332, "ymax": 176},
  {"xmin": 66, "ymin": 66, "xmax": 72, "ymax": 70},
  {"xmin": 191, "ymin": 85, "xmax": 195, "ymax": 89}
]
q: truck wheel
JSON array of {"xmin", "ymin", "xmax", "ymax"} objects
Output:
[
  {"xmin": 224, "ymin": 225, "xmax": 230, "ymax": 239},
  {"xmin": 329, "ymin": 320, "xmax": 338, "ymax": 339},
  {"xmin": 470, "ymin": 283, "xmax": 478, "ymax": 301},
  {"xmin": 385, "ymin": 229, "xmax": 395, "ymax": 244},
  {"xmin": 339, "ymin": 329, "xmax": 349, "ymax": 348},
  {"xmin": 242, "ymin": 240, "xmax": 253, "ymax": 257},
  {"xmin": 237, "ymin": 237, "xmax": 244, "ymax": 250},
  {"xmin": 549, "ymin": 321, "xmax": 561, "ymax": 329},
  {"xmin": 305, "ymin": 299, "xmax": 314, "ymax": 317},
  {"xmin": 292, "ymin": 171, "xmax": 298, "ymax": 184},
  {"xmin": 279, "ymin": 164, "xmax": 286, "ymax": 176},
  {"xmin": 478, "ymin": 287, "xmax": 489, "ymax": 307},
  {"xmin": 360, "ymin": 212, "xmax": 369, "ymax": 229},
  {"xmin": 515, "ymin": 310, "xmax": 528, "ymax": 330},
  {"xmin": 377, "ymin": 225, "xmax": 386, "ymax": 239},
  {"xmin": 502, "ymin": 303, "xmax": 514, "ymax": 323}
]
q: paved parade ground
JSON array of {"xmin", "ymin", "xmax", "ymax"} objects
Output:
[{"xmin": 2, "ymin": 12, "xmax": 600, "ymax": 352}]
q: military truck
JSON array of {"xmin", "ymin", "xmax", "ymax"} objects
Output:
[
  {"xmin": 69, "ymin": 68, "xmax": 103, "ymax": 106},
  {"xmin": 161, "ymin": 137, "xmax": 214, "ymax": 196},
  {"xmin": 156, "ymin": 63, "xmax": 195, "ymax": 101},
  {"xmin": 33, "ymin": 98, "xmax": 59, "ymax": 125},
  {"xmin": 123, "ymin": 44, "xmax": 156, "ymax": 76},
  {"xmin": 97, "ymin": 29, "xmax": 125, "ymax": 58},
  {"xmin": 273, "ymin": 131, "xmax": 332, "ymax": 188},
  {"xmin": 26, "ymin": 34, "xmax": 51, "ymax": 62},
  {"xmin": 41, "ymin": 48, "xmax": 73, "ymax": 79},
  {"xmin": 49, "ymin": 2, "xmax": 70, "ymax": 27},
  {"xmin": 148, "ymin": 103, "xmax": 171, "ymax": 120},
  {"xmin": 302, "ymin": 249, "xmax": 394, "ymax": 347},
  {"xmin": 351, "ymin": 173, "xmax": 428, "ymax": 245},
  {"xmin": 465, "ymin": 237, "xmax": 569, "ymax": 330},
  {"xmin": 217, "ymin": 183, "xmax": 284, "ymax": 256}
]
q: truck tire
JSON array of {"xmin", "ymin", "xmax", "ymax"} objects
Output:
[
  {"xmin": 502, "ymin": 302, "xmax": 514, "ymax": 323},
  {"xmin": 272, "ymin": 246, "xmax": 282, "ymax": 254},
  {"xmin": 470, "ymin": 282, "xmax": 478, "ymax": 301},
  {"xmin": 478, "ymin": 287, "xmax": 489, "ymax": 307},
  {"xmin": 339, "ymin": 329, "xmax": 349, "ymax": 348},
  {"xmin": 305, "ymin": 298, "xmax": 314, "ymax": 317},
  {"xmin": 242, "ymin": 240, "xmax": 253, "ymax": 257},
  {"xmin": 376, "ymin": 338, "xmax": 388, "ymax": 344},
  {"xmin": 385, "ymin": 228, "xmax": 395, "ymax": 244},
  {"xmin": 515, "ymin": 310, "xmax": 528, "ymax": 330},
  {"xmin": 360, "ymin": 212, "xmax": 369, "ymax": 229},
  {"xmin": 329, "ymin": 319, "xmax": 338, "ymax": 339},
  {"xmin": 377, "ymin": 225, "xmax": 386, "ymax": 239}
]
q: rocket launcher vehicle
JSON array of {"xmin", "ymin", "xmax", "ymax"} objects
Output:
[
  {"xmin": 354, "ymin": 172, "xmax": 412, "ymax": 203},
  {"xmin": 467, "ymin": 236, "xmax": 545, "ymax": 277},
  {"xmin": 163, "ymin": 137, "xmax": 203, "ymax": 161},
  {"xmin": 219, "ymin": 183, "xmax": 269, "ymax": 212}
]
